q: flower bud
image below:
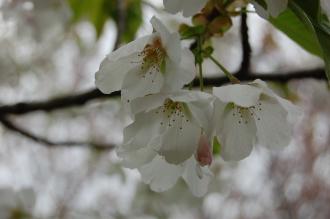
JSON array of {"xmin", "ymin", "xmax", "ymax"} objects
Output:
[{"xmin": 196, "ymin": 134, "xmax": 213, "ymax": 166}]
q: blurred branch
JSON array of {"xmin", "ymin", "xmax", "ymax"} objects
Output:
[
  {"xmin": 113, "ymin": 0, "xmax": 127, "ymax": 49},
  {"xmin": 200, "ymin": 68, "xmax": 327, "ymax": 87},
  {"xmin": 237, "ymin": 11, "xmax": 251, "ymax": 77},
  {"xmin": 0, "ymin": 116, "xmax": 114, "ymax": 150},
  {"xmin": 0, "ymin": 89, "xmax": 118, "ymax": 115},
  {"xmin": 0, "ymin": 69, "xmax": 326, "ymax": 116}
]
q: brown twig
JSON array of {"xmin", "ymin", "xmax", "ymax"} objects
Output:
[
  {"xmin": 0, "ymin": 69, "xmax": 326, "ymax": 116},
  {"xmin": 0, "ymin": 116, "xmax": 114, "ymax": 150},
  {"xmin": 237, "ymin": 11, "xmax": 251, "ymax": 77}
]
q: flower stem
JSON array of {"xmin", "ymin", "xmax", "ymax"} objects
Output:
[
  {"xmin": 198, "ymin": 62, "xmax": 204, "ymax": 91},
  {"xmin": 209, "ymin": 56, "xmax": 240, "ymax": 84}
]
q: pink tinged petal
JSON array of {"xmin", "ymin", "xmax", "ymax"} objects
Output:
[
  {"xmin": 196, "ymin": 134, "xmax": 212, "ymax": 166},
  {"xmin": 139, "ymin": 156, "xmax": 183, "ymax": 192},
  {"xmin": 183, "ymin": 157, "xmax": 213, "ymax": 197},
  {"xmin": 213, "ymin": 85, "xmax": 263, "ymax": 108},
  {"xmin": 253, "ymin": 97, "xmax": 293, "ymax": 149},
  {"xmin": 182, "ymin": 0, "xmax": 208, "ymax": 17},
  {"xmin": 217, "ymin": 104, "xmax": 257, "ymax": 161}
]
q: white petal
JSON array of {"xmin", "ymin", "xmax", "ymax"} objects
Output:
[
  {"xmin": 129, "ymin": 93, "xmax": 167, "ymax": 115},
  {"xmin": 122, "ymin": 111, "xmax": 161, "ymax": 147},
  {"xmin": 150, "ymin": 17, "xmax": 181, "ymax": 63},
  {"xmin": 169, "ymin": 90, "xmax": 215, "ymax": 136},
  {"xmin": 266, "ymin": 0, "xmax": 288, "ymax": 17},
  {"xmin": 118, "ymin": 111, "xmax": 163, "ymax": 168},
  {"xmin": 162, "ymin": 49, "xmax": 195, "ymax": 92},
  {"xmin": 183, "ymin": 157, "xmax": 213, "ymax": 197},
  {"xmin": 169, "ymin": 90, "xmax": 212, "ymax": 103},
  {"xmin": 159, "ymin": 118, "xmax": 201, "ymax": 164},
  {"xmin": 107, "ymin": 34, "xmax": 152, "ymax": 61},
  {"xmin": 117, "ymin": 145, "xmax": 157, "ymax": 169},
  {"xmin": 95, "ymin": 53, "xmax": 139, "ymax": 94},
  {"xmin": 139, "ymin": 156, "xmax": 183, "ymax": 192},
  {"xmin": 186, "ymin": 97, "xmax": 214, "ymax": 137},
  {"xmin": 251, "ymin": 79, "xmax": 302, "ymax": 123},
  {"xmin": 163, "ymin": 0, "xmax": 182, "ymax": 14},
  {"xmin": 150, "ymin": 17, "xmax": 171, "ymax": 44},
  {"xmin": 254, "ymin": 97, "xmax": 293, "ymax": 149},
  {"xmin": 121, "ymin": 65, "xmax": 164, "ymax": 101},
  {"xmin": 182, "ymin": 0, "xmax": 208, "ymax": 17},
  {"xmin": 165, "ymin": 32, "xmax": 182, "ymax": 63},
  {"xmin": 213, "ymin": 84, "xmax": 263, "ymax": 107},
  {"xmin": 217, "ymin": 104, "xmax": 257, "ymax": 161}
]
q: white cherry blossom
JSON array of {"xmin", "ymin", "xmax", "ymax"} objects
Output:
[
  {"xmin": 95, "ymin": 16, "xmax": 195, "ymax": 103},
  {"xmin": 163, "ymin": 0, "xmax": 208, "ymax": 17},
  {"xmin": 117, "ymin": 90, "xmax": 214, "ymax": 196},
  {"xmin": 213, "ymin": 79, "xmax": 300, "ymax": 161},
  {"xmin": 139, "ymin": 155, "xmax": 213, "ymax": 197},
  {"xmin": 251, "ymin": 0, "xmax": 288, "ymax": 18},
  {"xmin": 0, "ymin": 187, "xmax": 36, "ymax": 219}
]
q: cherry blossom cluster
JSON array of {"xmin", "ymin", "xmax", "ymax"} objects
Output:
[{"xmin": 95, "ymin": 0, "xmax": 299, "ymax": 197}]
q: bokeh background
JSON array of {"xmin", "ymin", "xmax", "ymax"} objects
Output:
[{"xmin": 0, "ymin": 0, "xmax": 329, "ymax": 218}]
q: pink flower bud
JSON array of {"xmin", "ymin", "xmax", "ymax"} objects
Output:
[{"xmin": 196, "ymin": 134, "xmax": 212, "ymax": 166}]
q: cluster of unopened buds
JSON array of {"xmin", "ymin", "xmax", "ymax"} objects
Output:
[{"xmin": 95, "ymin": 0, "xmax": 299, "ymax": 196}]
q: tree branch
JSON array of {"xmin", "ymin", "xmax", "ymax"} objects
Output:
[
  {"xmin": 0, "ymin": 89, "xmax": 119, "ymax": 115},
  {"xmin": 0, "ymin": 116, "xmax": 114, "ymax": 150},
  {"xmin": 0, "ymin": 69, "xmax": 326, "ymax": 116},
  {"xmin": 200, "ymin": 69, "xmax": 326, "ymax": 87},
  {"xmin": 237, "ymin": 11, "xmax": 251, "ymax": 77}
]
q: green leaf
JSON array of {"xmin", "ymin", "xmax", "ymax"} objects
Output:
[
  {"xmin": 67, "ymin": 0, "xmax": 142, "ymax": 41},
  {"xmin": 289, "ymin": 1, "xmax": 330, "ymax": 83},
  {"xmin": 212, "ymin": 137, "xmax": 221, "ymax": 155},
  {"xmin": 269, "ymin": 9, "xmax": 322, "ymax": 57},
  {"xmin": 254, "ymin": 0, "xmax": 267, "ymax": 9},
  {"xmin": 293, "ymin": 0, "xmax": 320, "ymax": 19},
  {"xmin": 68, "ymin": 0, "xmax": 109, "ymax": 37},
  {"xmin": 315, "ymin": 27, "xmax": 330, "ymax": 83},
  {"xmin": 179, "ymin": 25, "xmax": 206, "ymax": 39}
]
